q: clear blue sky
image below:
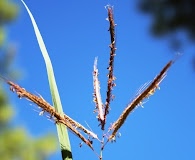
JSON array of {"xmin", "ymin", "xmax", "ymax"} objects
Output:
[{"xmin": 7, "ymin": 0, "xmax": 195, "ymax": 160}]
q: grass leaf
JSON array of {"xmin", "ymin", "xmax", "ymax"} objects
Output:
[{"xmin": 20, "ymin": 1, "xmax": 72, "ymax": 159}]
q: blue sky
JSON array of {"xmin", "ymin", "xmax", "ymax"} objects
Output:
[{"xmin": 6, "ymin": 0, "xmax": 195, "ymax": 160}]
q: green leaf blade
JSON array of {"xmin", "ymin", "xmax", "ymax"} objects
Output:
[{"xmin": 20, "ymin": 1, "xmax": 72, "ymax": 159}]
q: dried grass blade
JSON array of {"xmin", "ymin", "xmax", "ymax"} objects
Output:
[
  {"xmin": 108, "ymin": 60, "xmax": 174, "ymax": 141},
  {"xmin": 104, "ymin": 5, "xmax": 117, "ymax": 130},
  {"xmin": 93, "ymin": 57, "xmax": 104, "ymax": 123}
]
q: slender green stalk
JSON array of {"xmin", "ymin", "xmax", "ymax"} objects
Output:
[{"xmin": 20, "ymin": 1, "xmax": 72, "ymax": 159}]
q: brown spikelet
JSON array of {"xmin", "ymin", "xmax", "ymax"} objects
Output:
[
  {"xmin": 2, "ymin": 79, "xmax": 94, "ymax": 150},
  {"xmin": 57, "ymin": 119, "xmax": 94, "ymax": 150},
  {"xmin": 63, "ymin": 113, "xmax": 100, "ymax": 141},
  {"xmin": 108, "ymin": 60, "xmax": 174, "ymax": 141},
  {"xmin": 103, "ymin": 5, "xmax": 117, "ymax": 130}
]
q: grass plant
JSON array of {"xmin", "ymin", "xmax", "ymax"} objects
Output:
[{"xmin": 2, "ymin": 1, "xmax": 176, "ymax": 160}]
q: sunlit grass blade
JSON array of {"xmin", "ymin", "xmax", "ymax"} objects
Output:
[{"xmin": 20, "ymin": 1, "xmax": 72, "ymax": 159}]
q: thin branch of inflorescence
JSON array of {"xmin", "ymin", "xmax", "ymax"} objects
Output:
[
  {"xmin": 103, "ymin": 5, "xmax": 117, "ymax": 130},
  {"xmin": 108, "ymin": 60, "xmax": 174, "ymax": 141},
  {"xmin": 93, "ymin": 57, "xmax": 104, "ymax": 124},
  {"xmin": 1, "ymin": 77, "xmax": 96, "ymax": 150}
]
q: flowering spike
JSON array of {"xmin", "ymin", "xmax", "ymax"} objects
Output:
[{"xmin": 93, "ymin": 57, "xmax": 105, "ymax": 124}]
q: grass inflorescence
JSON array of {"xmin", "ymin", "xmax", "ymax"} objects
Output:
[{"xmin": 2, "ymin": 3, "xmax": 176, "ymax": 160}]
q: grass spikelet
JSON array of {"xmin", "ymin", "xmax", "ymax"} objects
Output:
[
  {"xmin": 93, "ymin": 57, "xmax": 104, "ymax": 124},
  {"xmin": 108, "ymin": 60, "xmax": 174, "ymax": 141},
  {"xmin": 63, "ymin": 114, "xmax": 100, "ymax": 141},
  {"xmin": 103, "ymin": 5, "xmax": 117, "ymax": 130},
  {"xmin": 57, "ymin": 119, "xmax": 94, "ymax": 150},
  {"xmin": 4, "ymin": 79, "xmax": 94, "ymax": 150}
]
